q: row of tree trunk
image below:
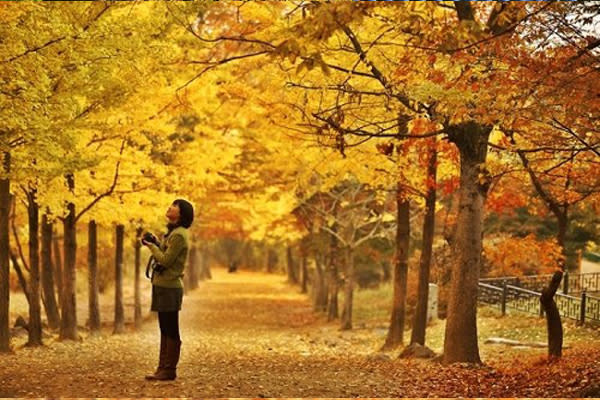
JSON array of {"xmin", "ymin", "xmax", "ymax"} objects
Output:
[
  {"xmin": 0, "ymin": 159, "xmax": 209, "ymax": 351},
  {"xmin": 279, "ymin": 140, "xmax": 438, "ymax": 352}
]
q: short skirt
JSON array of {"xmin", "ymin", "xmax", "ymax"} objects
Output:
[{"xmin": 151, "ymin": 285, "xmax": 183, "ymax": 312}]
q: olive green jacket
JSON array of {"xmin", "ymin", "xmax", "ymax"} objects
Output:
[{"xmin": 148, "ymin": 226, "xmax": 189, "ymax": 289}]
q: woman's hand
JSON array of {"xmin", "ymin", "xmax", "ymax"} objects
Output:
[{"xmin": 141, "ymin": 232, "xmax": 158, "ymax": 247}]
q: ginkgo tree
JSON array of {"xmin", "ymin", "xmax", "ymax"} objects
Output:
[{"xmin": 0, "ymin": 1, "xmax": 214, "ymax": 347}]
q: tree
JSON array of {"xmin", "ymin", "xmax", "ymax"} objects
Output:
[
  {"xmin": 113, "ymin": 224, "xmax": 125, "ymax": 334},
  {"xmin": 411, "ymin": 138, "xmax": 438, "ymax": 346},
  {"xmin": 383, "ymin": 184, "xmax": 410, "ymax": 349},
  {"xmin": 41, "ymin": 213, "xmax": 60, "ymax": 331},
  {"xmin": 0, "ymin": 153, "xmax": 10, "ymax": 352},
  {"xmin": 300, "ymin": 180, "xmax": 394, "ymax": 330},
  {"xmin": 88, "ymin": 220, "xmax": 100, "ymax": 334}
]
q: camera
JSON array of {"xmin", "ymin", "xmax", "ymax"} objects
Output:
[{"xmin": 142, "ymin": 231, "xmax": 158, "ymax": 246}]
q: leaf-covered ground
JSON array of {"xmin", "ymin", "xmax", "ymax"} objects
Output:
[{"xmin": 1, "ymin": 268, "xmax": 600, "ymax": 397}]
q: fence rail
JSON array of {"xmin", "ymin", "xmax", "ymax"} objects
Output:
[
  {"xmin": 478, "ymin": 281, "xmax": 600, "ymax": 325},
  {"xmin": 480, "ymin": 272, "xmax": 600, "ymax": 295}
]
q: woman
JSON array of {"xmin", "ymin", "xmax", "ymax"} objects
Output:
[{"xmin": 141, "ymin": 199, "xmax": 194, "ymax": 381}]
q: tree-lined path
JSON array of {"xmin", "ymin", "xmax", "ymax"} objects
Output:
[{"xmin": 1, "ymin": 268, "xmax": 600, "ymax": 398}]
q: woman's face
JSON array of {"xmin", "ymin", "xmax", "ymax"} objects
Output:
[{"xmin": 166, "ymin": 203, "xmax": 180, "ymax": 224}]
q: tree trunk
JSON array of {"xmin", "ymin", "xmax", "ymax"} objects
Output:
[
  {"xmin": 327, "ymin": 235, "xmax": 339, "ymax": 321},
  {"xmin": 188, "ymin": 245, "xmax": 199, "ymax": 289},
  {"xmin": 411, "ymin": 138, "xmax": 437, "ymax": 346},
  {"xmin": 556, "ymin": 213, "xmax": 568, "ymax": 268},
  {"xmin": 517, "ymin": 148, "xmax": 569, "ymax": 270},
  {"xmin": 267, "ymin": 248, "xmax": 278, "ymax": 273},
  {"xmin": 541, "ymin": 270, "xmax": 564, "ymax": 359},
  {"xmin": 341, "ymin": 247, "xmax": 355, "ymax": 330},
  {"xmin": 381, "ymin": 261, "xmax": 391, "ymax": 283},
  {"xmin": 134, "ymin": 227, "xmax": 142, "ymax": 330},
  {"xmin": 113, "ymin": 224, "xmax": 125, "ymax": 334},
  {"xmin": 383, "ymin": 194, "xmax": 410, "ymax": 350},
  {"xmin": 0, "ymin": 153, "xmax": 10, "ymax": 352},
  {"xmin": 88, "ymin": 220, "xmax": 101, "ymax": 334},
  {"xmin": 443, "ymin": 122, "xmax": 491, "ymax": 364},
  {"xmin": 200, "ymin": 247, "xmax": 212, "ymax": 280},
  {"xmin": 301, "ymin": 254, "xmax": 308, "ymax": 294},
  {"xmin": 52, "ymin": 234, "xmax": 63, "ymax": 308},
  {"xmin": 286, "ymin": 245, "xmax": 298, "ymax": 284},
  {"xmin": 10, "ymin": 250, "xmax": 30, "ymax": 303},
  {"xmin": 41, "ymin": 214, "xmax": 60, "ymax": 330},
  {"xmin": 26, "ymin": 188, "xmax": 43, "ymax": 346},
  {"xmin": 313, "ymin": 254, "xmax": 328, "ymax": 312},
  {"xmin": 60, "ymin": 173, "xmax": 78, "ymax": 341}
]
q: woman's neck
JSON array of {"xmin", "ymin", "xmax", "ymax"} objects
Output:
[{"xmin": 165, "ymin": 222, "xmax": 180, "ymax": 236}]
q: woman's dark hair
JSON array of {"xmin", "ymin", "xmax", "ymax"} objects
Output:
[{"xmin": 173, "ymin": 198, "xmax": 194, "ymax": 228}]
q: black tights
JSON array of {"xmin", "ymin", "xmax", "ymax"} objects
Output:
[{"xmin": 158, "ymin": 311, "xmax": 180, "ymax": 342}]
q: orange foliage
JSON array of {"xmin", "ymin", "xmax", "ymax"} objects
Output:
[
  {"xmin": 487, "ymin": 189, "xmax": 529, "ymax": 215},
  {"xmin": 483, "ymin": 234, "xmax": 563, "ymax": 277}
]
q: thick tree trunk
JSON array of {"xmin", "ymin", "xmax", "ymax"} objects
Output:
[
  {"xmin": 541, "ymin": 270, "xmax": 564, "ymax": 359},
  {"xmin": 41, "ymin": 214, "xmax": 60, "ymax": 330},
  {"xmin": 242, "ymin": 242, "xmax": 254, "ymax": 269},
  {"xmin": 52, "ymin": 235, "xmax": 63, "ymax": 308},
  {"xmin": 26, "ymin": 188, "xmax": 43, "ymax": 346},
  {"xmin": 134, "ymin": 227, "xmax": 142, "ymax": 330},
  {"xmin": 0, "ymin": 153, "xmax": 10, "ymax": 352},
  {"xmin": 341, "ymin": 247, "xmax": 355, "ymax": 331},
  {"xmin": 88, "ymin": 220, "xmax": 101, "ymax": 334},
  {"xmin": 113, "ymin": 224, "xmax": 125, "ymax": 334},
  {"xmin": 411, "ymin": 138, "xmax": 437, "ymax": 346},
  {"xmin": 60, "ymin": 174, "xmax": 78, "ymax": 341},
  {"xmin": 286, "ymin": 245, "xmax": 298, "ymax": 284},
  {"xmin": 383, "ymin": 194, "xmax": 410, "ymax": 350},
  {"xmin": 443, "ymin": 122, "xmax": 491, "ymax": 364}
]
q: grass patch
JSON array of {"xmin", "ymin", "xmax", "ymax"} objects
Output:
[{"xmin": 347, "ymin": 282, "xmax": 600, "ymax": 358}]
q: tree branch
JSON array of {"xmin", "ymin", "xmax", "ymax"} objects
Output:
[
  {"xmin": 340, "ymin": 25, "xmax": 417, "ymax": 113},
  {"xmin": 1, "ymin": 3, "xmax": 112, "ymax": 64},
  {"xmin": 10, "ymin": 195, "xmax": 30, "ymax": 273},
  {"xmin": 75, "ymin": 138, "xmax": 126, "ymax": 221},
  {"xmin": 551, "ymin": 117, "xmax": 600, "ymax": 158}
]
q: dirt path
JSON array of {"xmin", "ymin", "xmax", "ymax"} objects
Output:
[
  {"xmin": 1, "ymin": 269, "xmax": 386, "ymax": 397},
  {"xmin": 1, "ymin": 268, "xmax": 599, "ymax": 397}
]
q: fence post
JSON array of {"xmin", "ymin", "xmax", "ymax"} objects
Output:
[
  {"xmin": 563, "ymin": 271, "xmax": 569, "ymax": 295},
  {"xmin": 501, "ymin": 282, "xmax": 507, "ymax": 316},
  {"xmin": 580, "ymin": 289, "xmax": 587, "ymax": 325}
]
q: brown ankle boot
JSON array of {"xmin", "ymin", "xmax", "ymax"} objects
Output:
[
  {"xmin": 145, "ymin": 334, "xmax": 168, "ymax": 380},
  {"xmin": 152, "ymin": 337, "xmax": 181, "ymax": 381}
]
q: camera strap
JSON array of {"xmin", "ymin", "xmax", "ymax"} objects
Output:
[{"xmin": 145, "ymin": 256, "xmax": 156, "ymax": 280}]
